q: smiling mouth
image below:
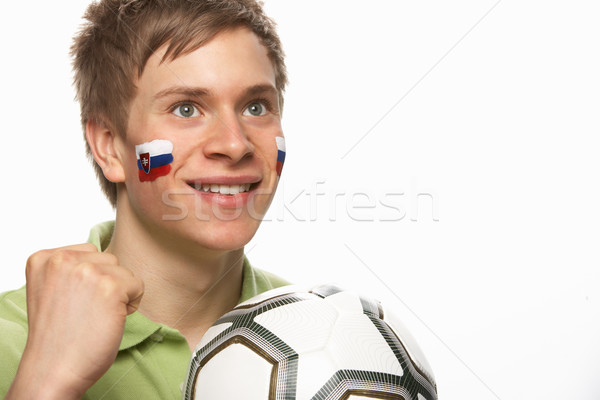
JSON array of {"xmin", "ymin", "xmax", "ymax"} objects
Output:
[{"xmin": 188, "ymin": 182, "xmax": 257, "ymax": 195}]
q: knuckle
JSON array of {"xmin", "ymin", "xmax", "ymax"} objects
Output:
[
  {"xmin": 133, "ymin": 277, "xmax": 145, "ymax": 294},
  {"xmin": 82, "ymin": 243, "xmax": 98, "ymax": 252},
  {"xmin": 26, "ymin": 249, "xmax": 52, "ymax": 268},
  {"xmin": 47, "ymin": 250, "xmax": 73, "ymax": 269},
  {"xmin": 25, "ymin": 251, "xmax": 46, "ymax": 275},
  {"xmin": 76, "ymin": 262, "xmax": 97, "ymax": 280},
  {"xmin": 105, "ymin": 253, "xmax": 119, "ymax": 265},
  {"xmin": 98, "ymin": 275, "xmax": 120, "ymax": 296}
]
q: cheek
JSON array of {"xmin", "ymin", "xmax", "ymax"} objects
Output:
[
  {"xmin": 275, "ymin": 136, "xmax": 286, "ymax": 177},
  {"xmin": 134, "ymin": 139, "xmax": 174, "ymax": 183}
]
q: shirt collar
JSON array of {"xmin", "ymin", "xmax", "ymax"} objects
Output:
[{"xmin": 119, "ymin": 312, "xmax": 162, "ymax": 350}]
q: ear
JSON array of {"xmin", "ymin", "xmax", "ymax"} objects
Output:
[{"xmin": 86, "ymin": 119, "xmax": 126, "ymax": 183}]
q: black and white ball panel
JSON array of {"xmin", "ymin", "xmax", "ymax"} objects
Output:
[{"xmin": 183, "ymin": 285, "xmax": 437, "ymax": 400}]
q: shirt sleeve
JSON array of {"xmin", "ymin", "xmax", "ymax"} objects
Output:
[{"xmin": 0, "ymin": 288, "xmax": 28, "ymax": 397}]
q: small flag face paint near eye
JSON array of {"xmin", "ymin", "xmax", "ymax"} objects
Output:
[
  {"xmin": 135, "ymin": 140, "xmax": 174, "ymax": 182},
  {"xmin": 275, "ymin": 137, "xmax": 286, "ymax": 177}
]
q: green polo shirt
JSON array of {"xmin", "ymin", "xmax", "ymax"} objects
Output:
[{"xmin": 0, "ymin": 221, "xmax": 289, "ymax": 399}]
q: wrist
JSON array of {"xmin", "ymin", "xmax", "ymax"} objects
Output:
[{"xmin": 6, "ymin": 350, "xmax": 88, "ymax": 400}]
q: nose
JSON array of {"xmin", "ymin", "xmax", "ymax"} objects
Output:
[{"xmin": 203, "ymin": 111, "xmax": 254, "ymax": 164}]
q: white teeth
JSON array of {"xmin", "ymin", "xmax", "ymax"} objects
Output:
[{"xmin": 195, "ymin": 183, "xmax": 253, "ymax": 195}]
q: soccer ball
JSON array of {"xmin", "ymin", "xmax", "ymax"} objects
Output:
[{"xmin": 182, "ymin": 284, "xmax": 437, "ymax": 400}]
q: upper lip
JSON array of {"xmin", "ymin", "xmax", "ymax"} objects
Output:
[{"xmin": 186, "ymin": 176, "xmax": 262, "ymax": 186}]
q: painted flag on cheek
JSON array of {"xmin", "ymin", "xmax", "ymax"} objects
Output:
[
  {"xmin": 276, "ymin": 136, "xmax": 286, "ymax": 177},
  {"xmin": 135, "ymin": 140, "xmax": 174, "ymax": 182}
]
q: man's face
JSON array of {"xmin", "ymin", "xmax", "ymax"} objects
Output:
[{"xmin": 116, "ymin": 27, "xmax": 283, "ymax": 251}]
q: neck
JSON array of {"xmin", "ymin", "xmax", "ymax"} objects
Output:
[{"xmin": 106, "ymin": 202, "xmax": 244, "ymax": 349}]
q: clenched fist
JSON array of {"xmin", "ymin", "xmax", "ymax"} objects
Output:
[{"xmin": 6, "ymin": 243, "xmax": 144, "ymax": 400}]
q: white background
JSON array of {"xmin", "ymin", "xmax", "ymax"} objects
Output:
[{"xmin": 1, "ymin": 1, "xmax": 599, "ymax": 399}]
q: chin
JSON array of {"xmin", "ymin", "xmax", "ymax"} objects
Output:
[
  {"xmin": 201, "ymin": 231, "xmax": 258, "ymax": 252},
  {"xmin": 183, "ymin": 218, "xmax": 262, "ymax": 252}
]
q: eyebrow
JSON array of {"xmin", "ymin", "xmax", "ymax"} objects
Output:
[
  {"xmin": 244, "ymin": 84, "xmax": 278, "ymax": 98},
  {"xmin": 152, "ymin": 84, "xmax": 278, "ymax": 101},
  {"xmin": 153, "ymin": 86, "xmax": 210, "ymax": 101}
]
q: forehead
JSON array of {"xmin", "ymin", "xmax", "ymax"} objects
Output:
[{"xmin": 137, "ymin": 27, "xmax": 276, "ymax": 97}]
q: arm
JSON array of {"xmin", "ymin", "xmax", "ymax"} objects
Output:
[{"xmin": 4, "ymin": 244, "xmax": 143, "ymax": 400}]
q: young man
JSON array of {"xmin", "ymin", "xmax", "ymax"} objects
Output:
[{"xmin": 1, "ymin": 0, "xmax": 289, "ymax": 398}]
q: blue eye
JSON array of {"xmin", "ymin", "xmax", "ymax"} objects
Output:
[
  {"xmin": 244, "ymin": 102, "xmax": 267, "ymax": 116},
  {"xmin": 173, "ymin": 103, "xmax": 199, "ymax": 118}
]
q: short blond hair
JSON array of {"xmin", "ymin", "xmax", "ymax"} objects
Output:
[{"xmin": 71, "ymin": 0, "xmax": 287, "ymax": 207}]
